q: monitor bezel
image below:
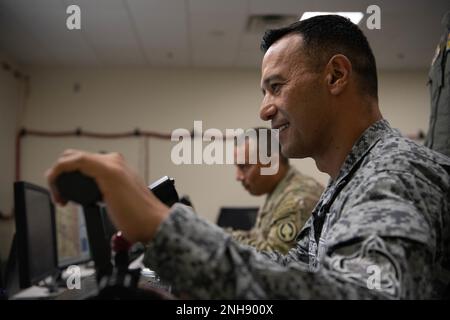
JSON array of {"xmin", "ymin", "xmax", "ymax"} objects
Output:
[{"xmin": 14, "ymin": 181, "xmax": 59, "ymax": 288}]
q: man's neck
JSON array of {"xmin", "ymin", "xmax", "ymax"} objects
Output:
[{"xmin": 315, "ymin": 104, "xmax": 382, "ymax": 180}]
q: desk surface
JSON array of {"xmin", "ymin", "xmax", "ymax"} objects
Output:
[
  {"xmin": 11, "ymin": 285, "xmax": 64, "ymax": 300},
  {"xmin": 12, "ymin": 271, "xmax": 172, "ymax": 300}
]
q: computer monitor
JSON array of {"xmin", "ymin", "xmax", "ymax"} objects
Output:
[
  {"xmin": 217, "ymin": 207, "xmax": 259, "ymax": 231},
  {"xmin": 55, "ymin": 202, "xmax": 91, "ymax": 268},
  {"xmin": 13, "ymin": 181, "xmax": 58, "ymax": 289}
]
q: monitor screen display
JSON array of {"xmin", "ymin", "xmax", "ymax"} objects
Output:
[{"xmin": 55, "ymin": 202, "xmax": 91, "ymax": 268}]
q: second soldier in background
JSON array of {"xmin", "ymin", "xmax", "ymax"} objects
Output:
[{"xmin": 229, "ymin": 128, "xmax": 323, "ymax": 254}]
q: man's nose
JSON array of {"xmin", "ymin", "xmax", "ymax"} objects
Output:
[{"xmin": 259, "ymin": 101, "xmax": 277, "ymax": 121}]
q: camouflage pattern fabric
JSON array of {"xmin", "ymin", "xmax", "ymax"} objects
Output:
[
  {"xmin": 230, "ymin": 167, "xmax": 323, "ymax": 254},
  {"xmin": 425, "ymin": 12, "xmax": 450, "ymax": 158},
  {"xmin": 144, "ymin": 119, "xmax": 450, "ymax": 299}
]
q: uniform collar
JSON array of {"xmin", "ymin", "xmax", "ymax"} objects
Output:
[
  {"xmin": 333, "ymin": 118, "xmax": 395, "ymax": 185},
  {"xmin": 310, "ymin": 119, "xmax": 395, "ymax": 226}
]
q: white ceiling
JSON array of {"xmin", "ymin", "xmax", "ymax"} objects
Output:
[{"xmin": 0, "ymin": 0, "xmax": 449, "ymax": 70}]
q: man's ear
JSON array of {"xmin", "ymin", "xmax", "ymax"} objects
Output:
[{"xmin": 325, "ymin": 54, "xmax": 352, "ymax": 95}]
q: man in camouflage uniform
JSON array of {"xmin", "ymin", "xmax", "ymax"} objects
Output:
[
  {"xmin": 47, "ymin": 15, "xmax": 450, "ymax": 299},
  {"xmin": 230, "ymin": 128, "xmax": 323, "ymax": 254},
  {"xmin": 425, "ymin": 11, "xmax": 450, "ymax": 158}
]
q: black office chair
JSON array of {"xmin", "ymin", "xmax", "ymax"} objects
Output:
[{"xmin": 217, "ymin": 207, "xmax": 258, "ymax": 231}]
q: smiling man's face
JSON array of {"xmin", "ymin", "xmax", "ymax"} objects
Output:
[{"xmin": 259, "ymin": 34, "xmax": 331, "ymax": 159}]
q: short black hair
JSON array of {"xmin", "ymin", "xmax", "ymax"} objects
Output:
[
  {"xmin": 235, "ymin": 127, "xmax": 289, "ymax": 165},
  {"xmin": 261, "ymin": 15, "xmax": 378, "ymax": 100}
]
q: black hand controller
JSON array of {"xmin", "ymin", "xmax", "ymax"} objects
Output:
[
  {"xmin": 55, "ymin": 171, "xmax": 102, "ymax": 206},
  {"xmin": 54, "ymin": 170, "xmax": 179, "ymax": 299},
  {"xmin": 55, "ymin": 171, "xmax": 179, "ymax": 206}
]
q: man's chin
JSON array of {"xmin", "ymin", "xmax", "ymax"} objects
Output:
[
  {"xmin": 282, "ymin": 145, "xmax": 307, "ymax": 159},
  {"xmin": 281, "ymin": 145, "xmax": 295, "ymax": 158},
  {"xmin": 248, "ymin": 189, "xmax": 264, "ymax": 196}
]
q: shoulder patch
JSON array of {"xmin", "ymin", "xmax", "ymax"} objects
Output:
[{"xmin": 277, "ymin": 221, "xmax": 298, "ymax": 242}]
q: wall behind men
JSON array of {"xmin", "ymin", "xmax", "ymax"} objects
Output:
[
  {"xmin": 0, "ymin": 54, "xmax": 23, "ymax": 259},
  {"xmin": 16, "ymin": 67, "xmax": 430, "ymax": 231}
]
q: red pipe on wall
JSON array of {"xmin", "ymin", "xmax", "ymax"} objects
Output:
[{"xmin": 14, "ymin": 127, "xmax": 172, "ymax": 181}]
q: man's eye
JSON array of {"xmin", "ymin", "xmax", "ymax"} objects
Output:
[{"xmin": 271, "ymin": 83, "xmax": 281, "ymax": 93}]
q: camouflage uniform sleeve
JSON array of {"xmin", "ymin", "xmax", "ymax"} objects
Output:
[
  {"xmin": 143, "ymin": 204, "xmax": 433, "ymax": 299},
  {"xmin": 268, "ymin": 191, "xmax": 323, "ymax": 253},
  {"xmin": 253, "ymin": 194, "xmax": 306, "ymax": 254},
  {"xmin": 258, "ymin": 215, "xmax": 298, "ymax": 254},
  {"xmin": 227, "ymin": 229, "xmax": 255, "ymax": 243},
  {"xmin": 225, "ymin": 195, "xmax": 302, "ymax": 254}
]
